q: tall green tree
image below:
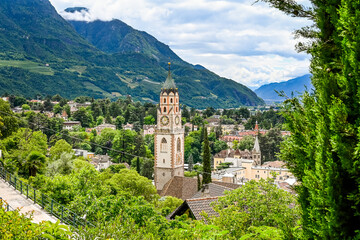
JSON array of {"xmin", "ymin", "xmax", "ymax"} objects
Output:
[
  {"xmin": 136, "ymin": 157, "xmax": 140, "ymax": 173},
  {"xmin": 72, "ymin": 107, "xmax": 94, "ymax": 128},
  {"xmin": 211, "ymin": 178, "xmax": 300, "ymax": 239},
  {"xmin": 187, "ymin": 153, "xmax": 194, "ymax": 172},
  {"xmin": 0, "ymin": 99, "xmax": 19, "ymax": 138},
  {"xmin": 236, "ymin": 135, "xmax": 255, "ymax": 151},
  {"xmin": 49, "ymin": 139, "xmax": 73, "ymax": 161},
  {"xmin": 202, "ymin": 127, "xmax": 211, "ymax": 184},
  {"xmin": 260, "ymin": 0, "xmax": 360, "ymax": 238},
  {"xmin": 259, "ymin": 129, "xmax": 283, "ymax": 163},
  {"xmin": 115, "ymin": 116, "xmax": 125, "ymax": 130},
  {"xmin": 25, "ymin": 151, "xmax": 46, "ymax": 176}
]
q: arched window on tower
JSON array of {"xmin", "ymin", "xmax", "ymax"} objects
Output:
[
  {"xmin": 177, "ymin": 137, "xmax": 181, "ymax": 152},
  {"xmin": 170, "ymin": 98, "xmax": 173, "ymax": 103},
  {"xmin": 164, "ymin": 98, "xmax": 166, "ymax": 103},
  {"xmin": 161, "ymin": 138, "xmax": 167, "ymax": 152},
  {"xmin": 163, "ymin": 107, "xmax": 167, "ymax": 113}
]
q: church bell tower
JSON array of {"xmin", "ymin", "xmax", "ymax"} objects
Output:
[
  {"xmin": 252, "ymin": 121, "xmax": 261, "ymax": 165},
  {"xmin": 154, "ymin": 63, "xmax": 184, "ymax": 192}
]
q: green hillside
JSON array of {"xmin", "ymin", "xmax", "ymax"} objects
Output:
[
  {"xmin": 68, "ymin": 18, "xmax": 185, "ymax": 65},
  {"xmin": 0, "ymin": 0, "xmax": 264, "ymax": 108}
]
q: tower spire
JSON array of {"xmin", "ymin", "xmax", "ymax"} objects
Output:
[
  {"xmin": 254, "ymin": 120, "xmax": 259, "ymax": 132},
  {"xmin": 252, "ymin": 121, "xmax": 261, "ymax": 165},
  {"xmin": 162, "ymin": 62, "xmax": 177, "ymax": 90}
]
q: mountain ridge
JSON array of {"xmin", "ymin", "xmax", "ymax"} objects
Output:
[
  {"xmin": 0, "ymin": 0, "xmax": 264, "ymax": 108},
  {"xmin": 255, "ymin": 74, "xmax": 312, "ymax": 102}
]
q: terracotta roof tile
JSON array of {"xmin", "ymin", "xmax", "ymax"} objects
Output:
[
  {"xmin": 191, "ymin": 183, "xmax": 234, "ymax": 199},
  {"xmin": 211, "ymin": 181, "xmax": 241, "ymax": 190},
  {"xmin": 169, "ymin": 197, "xmax": 219, "ymax": 221},
  {"xmin": 160, "ymin": 176, "xmax": 198, "ymax": 200},
  {"xmin": 262, "ymin": 161, "xmax": 287, "ymax": 168}
]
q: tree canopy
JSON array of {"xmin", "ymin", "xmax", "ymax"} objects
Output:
[{"xmin": 260, "ymin": 0, "xmax": 360, "ymax": 238}]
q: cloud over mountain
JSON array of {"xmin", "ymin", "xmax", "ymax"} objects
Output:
[{"xmin": 50, "ymin": 0, "xmax": 311, "ymax": 88}]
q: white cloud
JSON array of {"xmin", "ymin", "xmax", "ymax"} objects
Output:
[
  {"xmin": 49, "ymin": 0, "xmax": 311, "ymax": 88},
  {"xmin": 175, "ymin": 50, "xmax": 309, "ymax": 89}
]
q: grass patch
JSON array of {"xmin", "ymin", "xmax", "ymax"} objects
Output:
[
  {"xmin": 66, "ymin": 65, "xmax": 87, "ymax": 75},
  {"xmin": 83, "ymin": 82, "xmax": 113, "ymax": 98},
  {"xmin": 111, "ymin": 92, "xmax": 122, "ymax": 97},
  {"xmin": 0, "ymin": 60, "xmax": 54, "ymax": 75},
  {"xmin": 116, "ymin": 73, "xmax": 138, "ymax": 89}
]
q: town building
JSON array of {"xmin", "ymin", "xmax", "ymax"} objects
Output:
[
  {"xmin": 90, "ymin": 154, "xmax": 113, "ymax": 171},
  {"xmin": 63, "ymin": 121, "xmax": 81, "ymax": 131},
  {"xmin": 95, "ymin": 123, "xmax": 116, "ymax": 134},
  {"xmin": 73, "ymin": 149, "xmax": 95, "ymax": 159},
  {"xmin": 154, "ymin": 63, "xmax": 185, "ymax": 192},
  {"xmin": 143, "ymin": 125, "xmax": 156, "ymax": 136},
  {"xmin": 123, "ymin": 123, "xmax": 133, "ymax": 131},
  {"xmin": 212, "ymin": 122, "xmax": 294, "ymax": 184}
]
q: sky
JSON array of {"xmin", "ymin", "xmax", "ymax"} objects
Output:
[{"xmin": 49, "ymin": 0, "xmax": 312, "ymax": 89}]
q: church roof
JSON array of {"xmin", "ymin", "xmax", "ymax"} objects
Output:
[
  {"xmin": 191, "ymin": 182, "xmax": 240, "ymax": 199},
  {"xmin": 160, "ymin": 176, "xmax": 198, "ymax": 200},
  {"xmin": 162, "ymin": 63, "xmax": 177, "ymax": 90}
]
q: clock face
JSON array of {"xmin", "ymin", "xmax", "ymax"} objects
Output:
[
  {"xmin": 176, "ymin": 153, "xmax": 182, "ymax": 165},
  {"xmin": 160, "ymin": 116, "xmax": 169, "ymax": 126},
  {"xmin": 175, "ymin": 116, "xmax": 180, "ymax": 125}
]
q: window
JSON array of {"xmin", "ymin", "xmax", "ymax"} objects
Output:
[
  {"xmin": 163, "ymin": 107, "xmax": 167, "ymax": 113},
  {"xmin": 164, "ymin": 98, "xmax": 166, "ymax": 103},
  {"xmin": 177, "ymin": 138, "xmax": 181, "ymax": 152},
  {"xmin": 170, "ymin": 98, "xmax": 173, "ymax": 103},
  {"xmin": 163, "ymin": 159, "xmax": 165, "ymax": 163},
  {"xmin": 162, "ymin": 173, "xmax": 165, "ymax": 176},
  {"xmin": 161, "ymin": 138, "xmax": 167, "ymax": 152},
  {"xmin": 176, "ymin": 107, "xmax": 178, "ymax": 112}
]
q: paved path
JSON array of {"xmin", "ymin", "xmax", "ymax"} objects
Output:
[{"xmin": 0, "ymin": 179, "xmax": 57, "ymax": 223}]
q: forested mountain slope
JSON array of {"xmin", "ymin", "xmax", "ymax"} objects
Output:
[{"xmin": 0, "ymin": 0, "xmax": 264, "ymax": 108}]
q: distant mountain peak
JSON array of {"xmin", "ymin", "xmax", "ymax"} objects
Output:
[
  {"xmin": 61, "ymin": 6, "xmax": 93, "ymax": 22},
  {"xmin": 64, "ymin": 7, "xmax": 89, "ymax": 13},
  {"xmin": 255, "ymin": 74, "xmax": 312, "ymax": 102}
]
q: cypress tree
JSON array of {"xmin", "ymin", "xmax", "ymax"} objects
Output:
[
  {"xmin": 188, "ymin": 153, "xmax": 194, "ymax": 172},
  {"xmin": 202, "ymin": 127, "xmax": 211, "ymax": 184},
  {"xmin": 136, "ymin": 157, "xmax": 140, "ymax": 174},
  {"xmin": 197, "ymin": 172, "xmax": 202, "ymax": 191},
  {"xmin": 260, "ymin": 0, "xmax": 360, "ymax": 238}
]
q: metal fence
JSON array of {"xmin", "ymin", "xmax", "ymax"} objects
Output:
[
  {"xmin": 0, "ymin": 166, "xmax": 95, "ymax": 228},
  {"xmin": 0, "ymin": 198, "xmax": 15, "ymax": 212}
]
